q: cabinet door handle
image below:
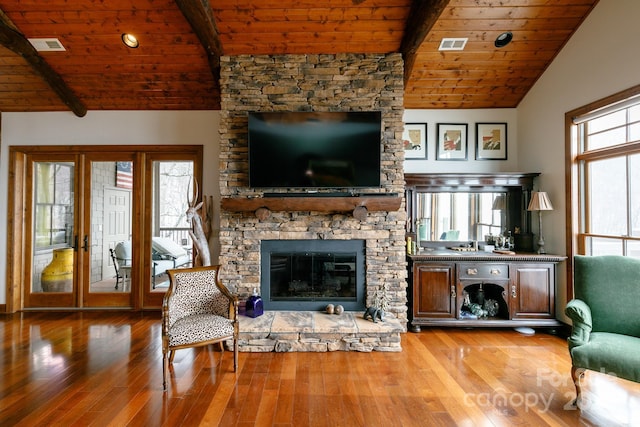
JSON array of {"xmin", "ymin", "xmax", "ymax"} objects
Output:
[
  {"xmin": 451, "ymin": 285, "xmax": 456, "ymax": 298},
  {"xmin": 467, "ymin": 268, "xmax": 478, "ymax": 275},
  {"xmin": 511, "ymin": 284, "xmax": 517, "ymax": 298},
  {"xmin": 490, "ymin": 269, "xmax": 501, "ymax": 275}
]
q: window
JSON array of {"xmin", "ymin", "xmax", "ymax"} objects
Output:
[
  {"xmin": 571, "ymin": 89, "xmax": 640, "ymax": 258},
  {"xmin": 153, "ymin": 161, "xmax": 194, "ymax": 245},
  {"xmin": 34, "ymin": 162, "xmax": 74, "ymax": 249},
  {"xmin": 416, "ymin": 192, "xmax": 503, "ymax": 241}
]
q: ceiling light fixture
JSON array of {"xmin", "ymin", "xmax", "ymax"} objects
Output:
[
  {"xmin": 494, "ymin": 32, "xmax": 513, "ymax": 48},
  {"xmin": 121, "ymin": 33, "xmax": 139, "ymax": 48}
]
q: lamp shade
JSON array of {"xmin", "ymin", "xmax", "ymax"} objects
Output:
[
  {"xmin": 492, "ymin": 194, "xmax": 506, "ymax": 210},
  {"xmin": 527, "ymin": 191, "xmax": 553, "ymax": 211}
]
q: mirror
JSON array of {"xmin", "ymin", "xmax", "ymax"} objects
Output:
[
  {"xmin": 405, "ymin": 173, "xmax": 540, "ymax": 251},
  {"xmin": 415, "ymin": 192, "xmax": 505, "ymax": 242}
]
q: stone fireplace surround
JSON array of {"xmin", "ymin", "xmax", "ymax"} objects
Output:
[{"xmin": 217, "ymin": 53, "xmax": 408, "ymax": 346}]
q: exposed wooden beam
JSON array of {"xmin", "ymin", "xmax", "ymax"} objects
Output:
[
  {"xmin": 0, "ymin": 10, "xmax": 87, "ymax": 117},
  {"xmin": 175, "ymin": 0, "xmax": 223, "ymax": 81},
  {"xmin": 400, "ymin": 0, "xmax": 450, "ymax": 86}
]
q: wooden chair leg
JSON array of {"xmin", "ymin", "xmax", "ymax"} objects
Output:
[
  {"xmin": 169, "ymin": 350, "xmax": 176, "ymax": 363},
  {"xmin": 571, "ymin": 366, "xmax": 585, "ymax": 408},
  {"xmin": 162, "ymin": 351, "xmax": 168, "ymax": 391},
  {"xmin": 233, "ymin": 337, "xmax": 238, "ymax": 372}
]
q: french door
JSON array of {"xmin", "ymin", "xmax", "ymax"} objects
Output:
[{"xmin": 7, "ymin": 146, "xmax": 202, "ymax": 311}]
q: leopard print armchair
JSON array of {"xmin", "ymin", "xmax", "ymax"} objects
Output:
[{"xmin": 162, "ymin": 265, "xmax": 238, "ymax": 391}]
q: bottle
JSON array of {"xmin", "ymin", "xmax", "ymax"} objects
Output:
[{"xmin": 246, "ymin": 288, "xmax": 264, "ymax": 318}]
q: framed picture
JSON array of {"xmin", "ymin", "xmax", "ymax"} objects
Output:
[
  {"xmin": 403, "ymin": 123, "xmax": 427, "ymax": 159},
  {"xmin": 476, "ymin": 123, "xmax": 507, "ymax": 160},
  {"xmin": 436, "ymin": 123, "xmax": 468, "ymax": 160}
]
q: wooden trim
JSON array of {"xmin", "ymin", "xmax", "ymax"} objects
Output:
[
  {"xmin": 401, "ymin": 0, "xmax": 450, "ymax": 85},
  {"xmin": 8, "ymin": 145, "xmax": 203, "ymax": 154},
  {"xmin": 566, "ymin": 83, "xmax": 640, "ymax": 122},
  {"xmin": 404, "ymin": 172, "xmax": 539, "ymax": 191},
  {"xmin": 0, "ymin": 11, "xmax": 86, "ymax": 117},
  {"xmin": 565, "ymin": 111, "xmax": 577, "ymax": 299},
  {"xmin": 221, "ymin": 195, "xmax": 401, "ymax": 216},
  {"xmin": 5, "ymin": 150, "xmax": 25, "ymax": 313}
]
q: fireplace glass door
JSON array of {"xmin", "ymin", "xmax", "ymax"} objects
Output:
[
  {"xmin": 261, "ymin": 239, "xmax": 365, "ymax": 311},
  {"xmin": 270, "ymin": 252, "xmax": 356, "ymax": 301}
]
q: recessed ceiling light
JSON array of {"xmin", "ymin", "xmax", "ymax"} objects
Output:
[
  {"xmin": 121, "ymin": 33, "xmax": 139, "ymax": 48},
  {"xmin": 495, "ymin": 32, "xmax": 513, "ymax": 48}
]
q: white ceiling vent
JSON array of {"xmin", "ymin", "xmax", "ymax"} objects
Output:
[
  {"xmin": 438, "ymin": 38, "xmax": 468, "ymax": 51},
  {"xmin": 28, "ymin": 38, "xmax": 66, "ymax": 52}
]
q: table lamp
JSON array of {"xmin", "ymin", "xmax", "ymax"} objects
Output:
[{"xmin": 527, "ymin": 191, "xmax": 553, "ymax": 254}]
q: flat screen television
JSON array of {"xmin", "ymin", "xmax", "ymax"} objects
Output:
[{"xmin": 248, "ymin": 111, "xmax": 381, "ymax": 189}]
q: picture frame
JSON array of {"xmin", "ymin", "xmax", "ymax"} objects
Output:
[
  {"xmin": 476, "ymin": 123, "xmax": 507, "ymax": 160},
  {"xmin": 403, "ymin": 123, "xmax": 427, "ymax": 159},
  {"xmin": 436, "ymin": 123, "xmax": 468, "ymax": 160}
]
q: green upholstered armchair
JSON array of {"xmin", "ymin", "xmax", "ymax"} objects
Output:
[{"xmin": 565, "ymin": 255, "xmax": 640, "ymax": 407}]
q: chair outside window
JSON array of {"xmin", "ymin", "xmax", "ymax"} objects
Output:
[
  {"xmin": 152, "ymin": 236, "xmax": 192, "ymax": 289},
  {"xmin": 162, "ymin": 265, "xmax": 238, "ymax": 391},
  {"xmin": 109, "ymin": 241, "xmax": 132, "ymax": 290}
]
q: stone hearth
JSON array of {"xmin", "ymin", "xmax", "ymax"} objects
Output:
[{"xmin": 237, "ymin": 311, "xmax": 403, "ymax": 352}]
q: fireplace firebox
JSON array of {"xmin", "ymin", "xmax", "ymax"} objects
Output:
[{"xmin": 260, "ymin": 240, "xmax": 366, "ymax": 311}]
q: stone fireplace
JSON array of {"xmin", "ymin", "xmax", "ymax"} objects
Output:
[{"xmin": 217, "ymin": 53, "xmax": 408, "ymax": 330}]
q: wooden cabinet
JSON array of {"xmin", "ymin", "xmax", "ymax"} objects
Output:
[
  {"xmin": 408, "ymin": 255, "xmax": 564, "ymax": 331},
  {"xmin": 411, "ymin": 263, "xmax": 456, "ymax": 323},
  {"xmin": 509, "ymin": 263, "xmax": 555, "ymax": 320}
]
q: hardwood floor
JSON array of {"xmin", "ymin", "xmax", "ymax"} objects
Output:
[{"xmin": 1, "ymin": 312, "xmax": 638, "ymax": 426}]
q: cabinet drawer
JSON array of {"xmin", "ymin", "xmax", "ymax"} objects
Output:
[{"xmin": 458, "ymin": 264, "xmax": 509, "ymax": 279}]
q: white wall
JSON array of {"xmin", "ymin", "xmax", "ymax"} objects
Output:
[
  {"xmin": 403, "ymin": 109, "xmax": 519, "ymax": 173},
  {"xmin": 0, "ymin": 110, "xmax": 220, "ymax": 304},
  {"xmin": 517, "ymin": 0, "xmax": 640, "ymax": 319}
]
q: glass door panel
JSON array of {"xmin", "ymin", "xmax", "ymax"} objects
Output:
[
  {"xmin": 82, "ymin": 158, "xmax": 135, "ymax": 307},
  {"xmin": 143, "ymin": 154, "xmax": 199, "ymax": 308},
  {"xmin": 26, "ymin": 158, "xmax": 78, "ymax": 308},
  {"xmin": 151, "ymin": 160, "xmax": 194, "ymax": 290}
]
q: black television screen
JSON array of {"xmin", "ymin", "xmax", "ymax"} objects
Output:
[{"xmin": 248, "ymin": 111, "xmax": 381, "ymax": 189}]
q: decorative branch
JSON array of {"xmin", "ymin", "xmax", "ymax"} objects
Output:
[{"xmin": 186, "ymin": 178, "xmax": 211, "ymax": 266}]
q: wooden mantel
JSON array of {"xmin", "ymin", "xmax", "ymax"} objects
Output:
[{"xmin": 221, "ymin": 195, "xmax": 402, "ymax": 219}]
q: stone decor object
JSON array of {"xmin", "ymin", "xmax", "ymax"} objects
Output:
[
  {"xmin": 363, "ymin": 306, "xmax": 385, "ymax": 323},
  {"xmin": 325, "ymin": 304, "xmax": 335, "ymax": 314},
  {"xmin": 334, "ymin": 304, "xmax": 344, "ymax": 315}
]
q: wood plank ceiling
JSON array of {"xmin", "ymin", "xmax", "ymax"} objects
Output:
[{"xmin": 0, "ymin": 0, "xmax": 599, "ymax": 116}]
